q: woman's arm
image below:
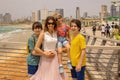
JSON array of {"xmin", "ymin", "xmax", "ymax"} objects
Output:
[
  {"xmin": 35, "ymin": 31, "xmax": 54, "ymax": 58},
  {"xmin": 31, "ymin": 50, "xmax": 42, "ymax": 56}
]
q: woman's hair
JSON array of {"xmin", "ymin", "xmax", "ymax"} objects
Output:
[
  {"xmin": 70, "ymin": 19, "xmax": 81, "ymax": 31},
  {"xmin": 53, "ymin": 13, "xmax": 63, "ymax": 21},
  {"xmin": 44, "ymin": 16, "xmax": 57, "ymax": 31},
  {"xmin": 32, "ymin": 21, "xmax": 43, "ymax": 31}
]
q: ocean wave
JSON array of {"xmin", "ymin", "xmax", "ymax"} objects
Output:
[{"xmin": 0, "ymin": 29, "xmax": 23, "ymax": 40}]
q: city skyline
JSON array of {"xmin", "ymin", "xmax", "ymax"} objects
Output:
[{"xmin": 0, "ymin": 0, "xmax": 112, "ymax": 20}]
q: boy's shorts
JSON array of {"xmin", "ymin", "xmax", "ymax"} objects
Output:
[
  {"xmin": 71, "ymin": 66, "xmax": 85, "ymax": 80},
  {"xmin": 28, "ymin": 65, "xmax": 38, "ymax": 75}
]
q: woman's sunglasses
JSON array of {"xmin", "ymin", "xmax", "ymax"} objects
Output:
[{"xmin": 47, "ymin": 22, "xmax": 55, "ymax": 25}]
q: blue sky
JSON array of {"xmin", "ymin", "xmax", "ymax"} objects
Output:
[{"xmin": 0, "ymin": 0, "xmax": 111, "ymax": 20}]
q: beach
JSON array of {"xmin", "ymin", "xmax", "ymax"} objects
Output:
[{"xmin": 0, "ymin": 24, "xmax": 32, "ymax": 80}]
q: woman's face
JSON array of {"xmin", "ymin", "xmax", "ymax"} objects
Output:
[
  {"xmin": 70, "ymin": 22, "xmax": 79, "ymax": 34},
  {"xmin": 47, "ymin": 19, "xmax": 55, "ymax": 32}
]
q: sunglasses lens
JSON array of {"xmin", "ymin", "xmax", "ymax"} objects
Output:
[{"xmin": 48, "ymin": 22, "xmax": 54, "ymax": 25}]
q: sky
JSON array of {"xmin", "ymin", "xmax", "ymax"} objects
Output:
[{"xmin": 0, "ymin": 0, "xmax": 112, "ymax": 20}]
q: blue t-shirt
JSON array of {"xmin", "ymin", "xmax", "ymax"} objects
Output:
[{"xmin": 27, "ymin": 34, "xmax": 41, "ymax": 66}]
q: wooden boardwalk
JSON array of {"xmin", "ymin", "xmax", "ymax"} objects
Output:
[{"xmin": 0, "ymin": 28, "xmax": 120, "ymax": 80}]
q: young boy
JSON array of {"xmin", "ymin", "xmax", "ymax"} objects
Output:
[
  {"xmin": 54, "ymin": 13, "xmax": 72, "ymax": 73},
  {"xmin": 70, "ymin": 19, "xmax": 86, "ymax": 80},
  {"xmin": 26, "ymin": 22, "xmax": 43, "ymax": 77}
]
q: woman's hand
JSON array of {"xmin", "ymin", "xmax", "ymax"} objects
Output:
[{"xmin": 44, "ymin": 51, "xmax": 55, "ymax": 58}]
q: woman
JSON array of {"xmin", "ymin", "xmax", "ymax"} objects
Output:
[{"xmin": 30, "ymin": 16, "xmax": 67, "ymax": 80}]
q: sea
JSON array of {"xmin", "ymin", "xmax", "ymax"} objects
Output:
[{"xmin": 0, "ymin": 26, "xmax": 29, "ymax": 40}]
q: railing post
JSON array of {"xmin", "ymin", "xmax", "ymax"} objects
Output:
[
  {"xmin": 86, "ymin": 36, "xmax": 90, "ymax": 45},
  {"xmin": 118, "ymin": 50, "xmax": 120, "ymax": 80},
  {"xmin": 106, "ymin": 50, "xmax": 118, "ymax": 80}
]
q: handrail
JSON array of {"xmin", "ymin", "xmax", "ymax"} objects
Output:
[
  {"xmin": 87, "ymin": 45, "xmax": 120, "ymax": 50},
  {"xmin": 82, "ymin": 33, "xmax": 120, "ymax": 80}
]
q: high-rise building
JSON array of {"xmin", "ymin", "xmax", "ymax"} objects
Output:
[
  {"xmin": 40, "ymin": 8, "xmax": 48, "ymax": 21},
  {"xmin": 83, "ymin": 12, "xmax": 88, "ymax": 18},
  {"xmin": 76, "ymin": 7, "xmax": 81, "ymax": 19},
  {"xmin": 55, "ymin": 9, "xmax": 64, "ymax": 17},
  {"xmin": 0, "ymin": 14, "xmax": 3, "ymax": 24},
  {"xmin": 111, "ymin": 5, "xmax": 117, "ymax": 17},
  {"xmin": 101, "ymin": 5, "xmax": 108, "ymax": 22},
  {"xmin": 31, "ymin": 12, "xmax": 36, "ymax": 22},
  {"xmin": 48, "ymin": 11, "xmax": 56, "ymax": 16},
  {"xmin": 3, "ymin": 13, "xmax": 12, "ymax": 24},
  {"xmin": 37, "ymin": 10, "xmax": 41, "ymax": 21}
]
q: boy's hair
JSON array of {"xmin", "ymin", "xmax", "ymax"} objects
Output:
[
  {"xmin": 70, "ymin": 19, "xmax": 81, "ymax": 31},
  {"xmin": 32, "ymin": 22, "xmax": 43, "ymax": 31}
]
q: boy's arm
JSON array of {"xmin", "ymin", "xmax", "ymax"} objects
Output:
[
  {"xmin": 28, "ymin": 37, "xmax": 41, "ymax": 56},
  {"xmin": 76, "ymin": 49, "xmax": 86, "ymax": 72}
]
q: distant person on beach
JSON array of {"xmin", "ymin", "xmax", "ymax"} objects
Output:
[
  {"xmin": 70, "ymin": 19, "xmax": 86, "ymax": 80},
  {"xmin": 92, "ymin": 25, "xmax": 96, "ymax": 35},
  {"xmin": 26, "ymin": 22, "xmax": 43, "ymax": 77},
  {"xmin": 30, "ymin": 16, "xmax": 67, "ymax": 80},
  {"xmin": 113, "ymin": 25, "xmax": 120, "ymax": 46},
  {"xmin": 54, "ymin": 13, "xmax": 72, "ymax": 73},
  {"xmin": 101, "ymin": 24, "xmax": 105, "ymax": 37},
  {"xmin": 105, "ymin": 24, "xmax": 111, "ymax": 38}
]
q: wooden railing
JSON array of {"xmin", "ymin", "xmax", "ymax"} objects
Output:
[{"xmin": 83, "ymin": 33, "xmax": 120, "ymax": 80}]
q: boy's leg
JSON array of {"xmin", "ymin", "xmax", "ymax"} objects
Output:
[
  {"xmin": 72, "ymin": 78, "xmax": 77, "ymax": 80},
  {"xmin": 28, "ymin": 65, "xmax": 38, "ymax": 77},
  {"xmin": 71, "ymin": 67, "xmax": 77, "ymax": 80},
  {"xmin": 64, "ymin": 41, "xmax": 72, "ymax": 69},
  {"xmin": 57, "ymin": 42, "xmax": 64, "ymax": 73},
  {"xmin": 28, "ymin": 74, "xmax": 33, "ymax": 78},
  {"xmin": 76, "ymin": 66, "xmax": 85, "ymax": 80}
]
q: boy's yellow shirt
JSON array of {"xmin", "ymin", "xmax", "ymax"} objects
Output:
[{"xmin": 70, "ymin": 34, "xmax": 86, "ymax": 67}]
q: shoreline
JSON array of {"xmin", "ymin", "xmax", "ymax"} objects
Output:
[{"xmin": 0, "ymin": 23, "xmax": 32, "ymax": 29}]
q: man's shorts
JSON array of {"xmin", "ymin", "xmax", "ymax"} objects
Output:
[{"xmin": 71, "ymin": 66, "xmax": 85, "ymax": 80}]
